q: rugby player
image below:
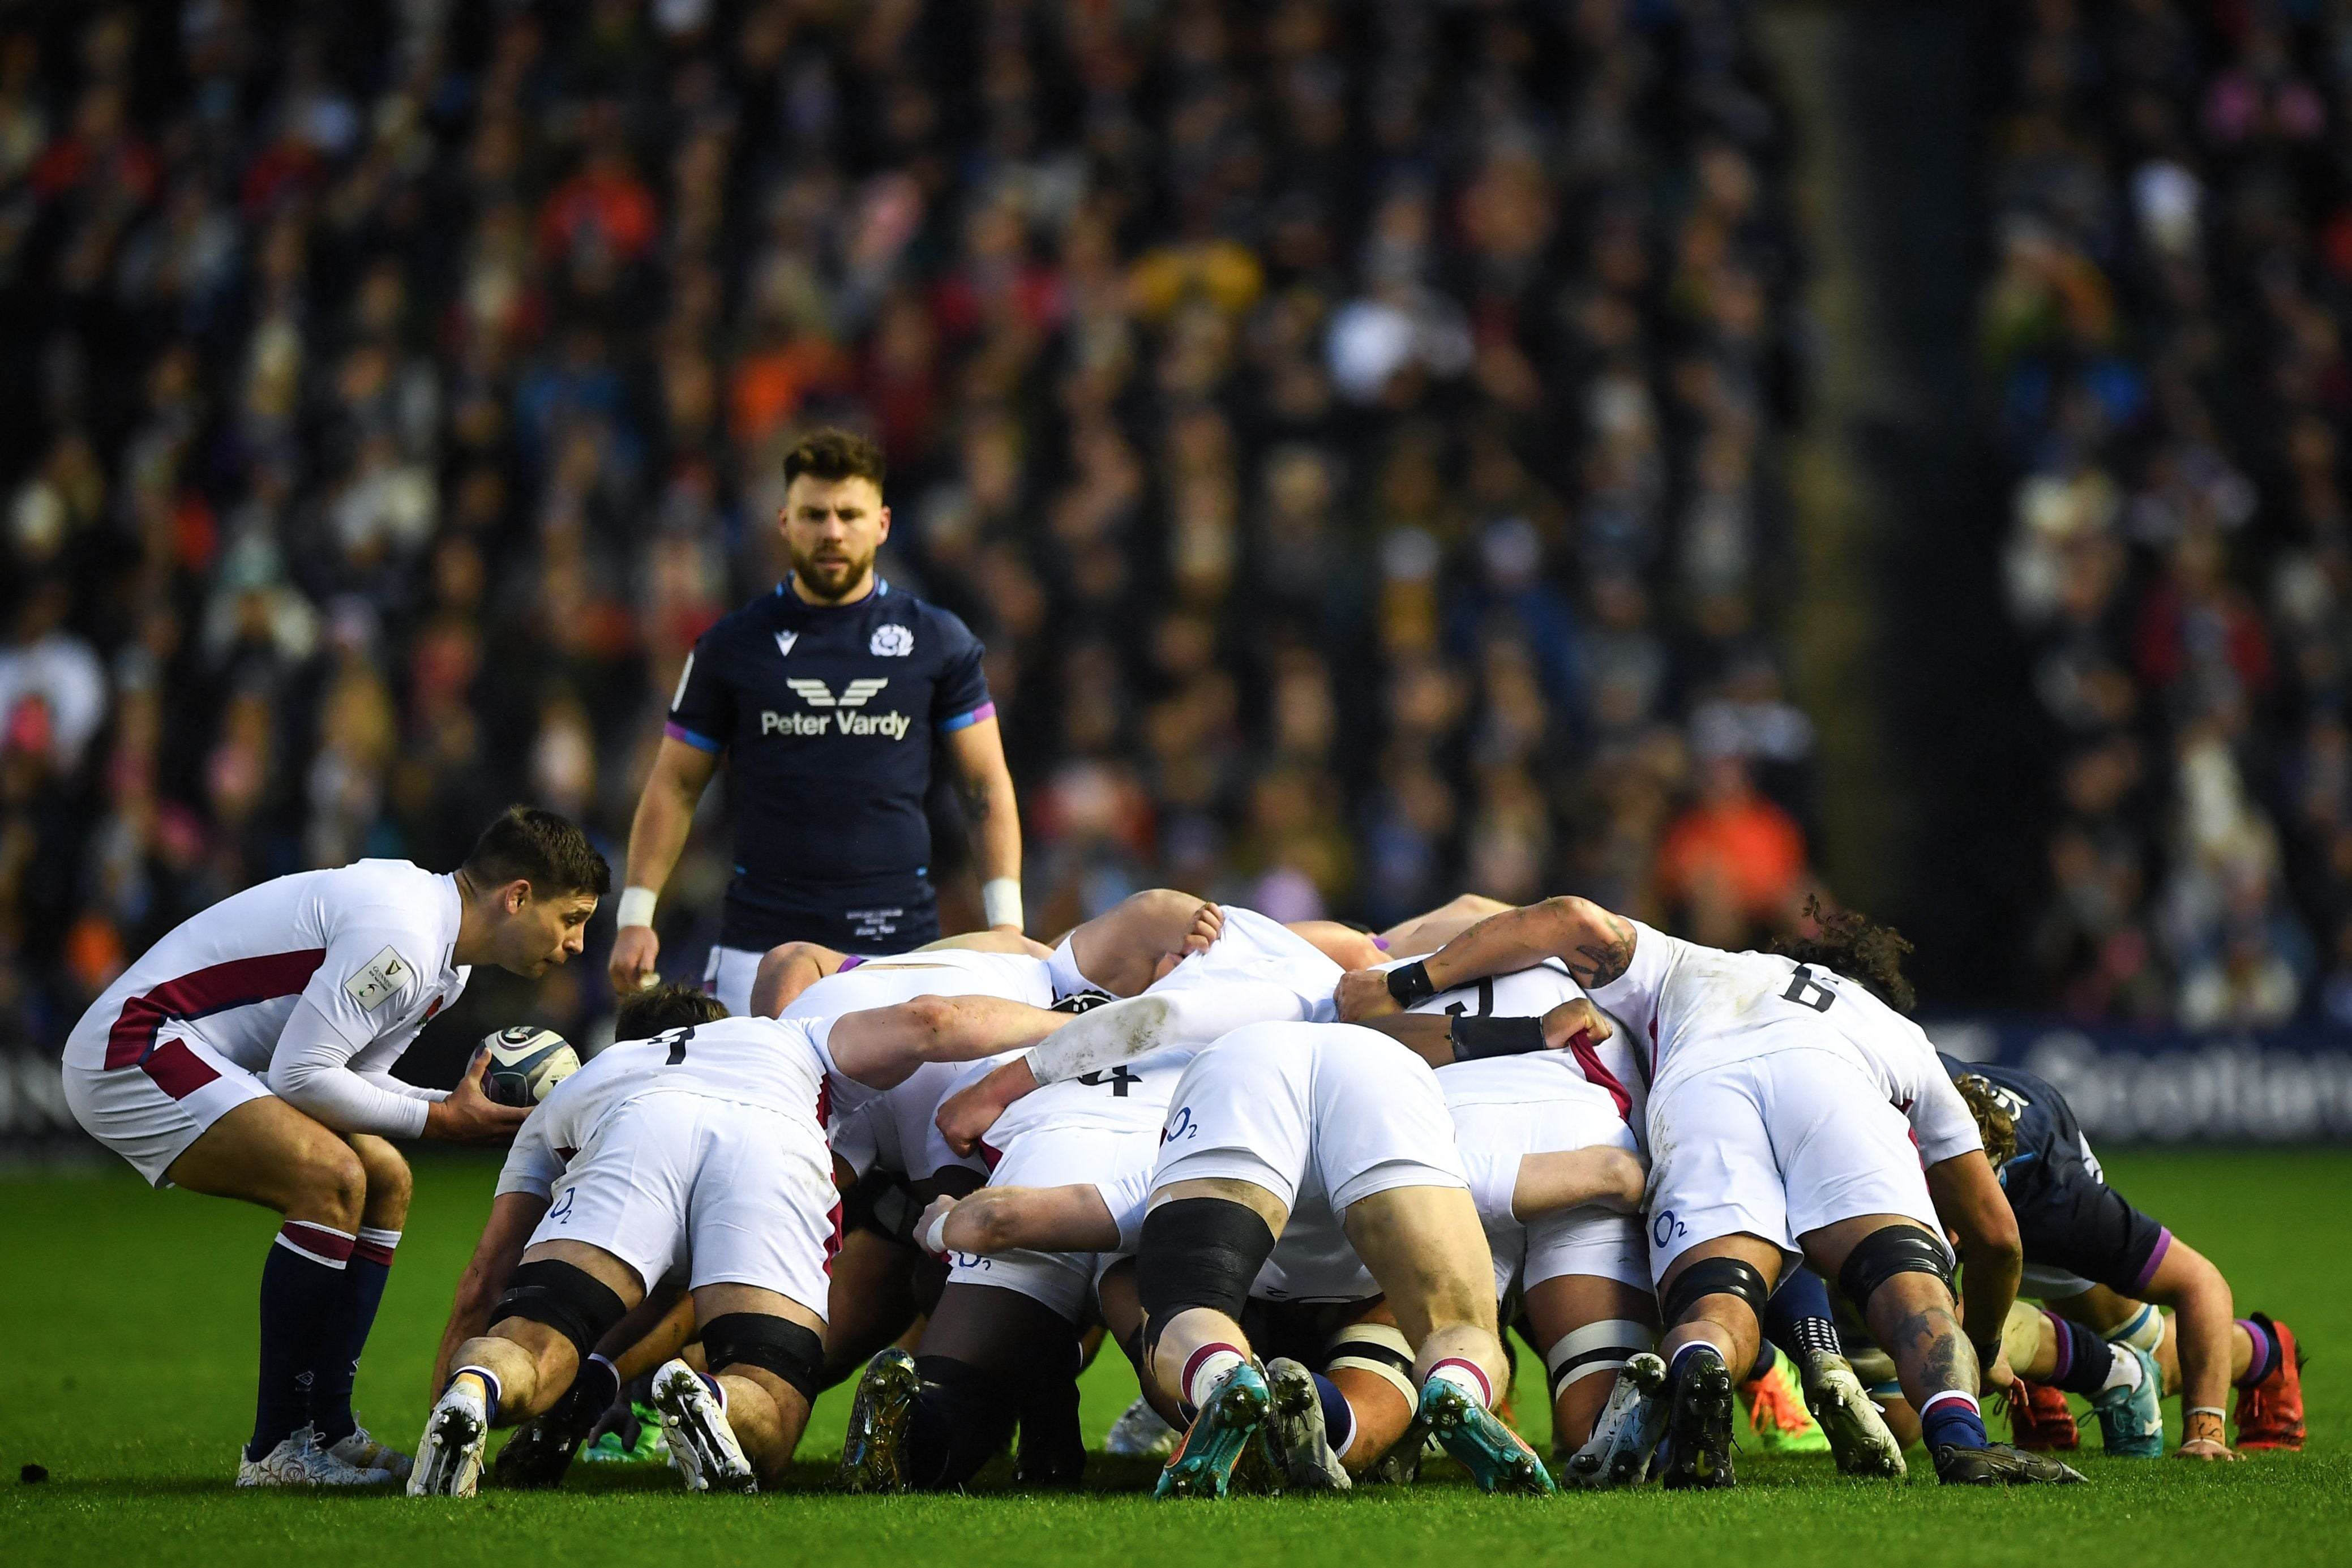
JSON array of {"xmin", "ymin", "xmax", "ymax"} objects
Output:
[
  {"xmin": 1939, "ymin": 1057, "xmax": 2304, "ymax": 1458},
  {"xmin": 1339, "ymin": 898, "xmax": 2084, "ymax": 1488},
  {"xmin": 410, "ymin": 980, "xmax": 1121, "ymax": 1496},
  {"xmin": 609, "ymin": 428, "xmax": 1023, "ymax": 1013},
  {"xmin": 61, "ymin": 806, "xmax": 607, "ymax": 1486}
]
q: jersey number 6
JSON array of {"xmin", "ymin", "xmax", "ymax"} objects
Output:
[{"xmin": 1781, "ymin": 965, "xmax": 1836, "ymax": 1013}]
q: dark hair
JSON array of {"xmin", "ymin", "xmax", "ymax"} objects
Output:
[
  {"xmin": 782, "ymin": 427, "xmax": 886, "ymax": 491},
  {"xmin": 1770, "ymin": 894, "xmax": 1917, "ymax": 1013},
  {"xmin": 1953, "ymin": 1074, "xmax": 2019, "ymax": 1166},
  {"xmin": 614, "ymin": 982, "xmax": 730, "ymax": 1041},
  {"xmin": 461, "ymin": 806, "xmax": 612, "ymax": 898}
]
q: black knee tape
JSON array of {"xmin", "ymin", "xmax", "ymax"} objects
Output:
[
  {"xmin": 1661, "ymin": 1256, "xmax": 1773, "ymax": 1327},
  {"xmin": 492, "ymin": 1260, "xmax": 629, "ymax": 1363},
  {"xmin": 701, "ymin": 1313, "xmax": 825, "ymax": 1403},
  {"xmin": 1837, "ymin": 1224, "xmax": 1954, "ymax": 1308},
  {"xmin": 1135, "ymin": 1198, "xmax": 1276, "ymax": 1361}
]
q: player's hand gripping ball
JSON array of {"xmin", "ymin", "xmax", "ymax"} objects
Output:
[{"xmin": 481, "ymin": 1025, "xmax": 580, "ymax": 1107}]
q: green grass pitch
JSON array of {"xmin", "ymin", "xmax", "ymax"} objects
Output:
[{"xmin": 4, "ymin": 1148, "xmax": 2347, "ymax": 1567}]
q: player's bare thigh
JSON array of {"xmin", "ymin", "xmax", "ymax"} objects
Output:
[
  {"xmin": 822, "ymin": 1227, "xmax": 925, "ymax": 1387},
  {"xmin": 162, "ymin": 1094, "xmax": 368, "ymax": 1228},
  {"xmin": 1339, "ymin": 1184, "xmax": 1497, "ymax": 1347}
]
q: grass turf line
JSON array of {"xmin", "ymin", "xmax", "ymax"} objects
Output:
[{"xmin": 3, "ymin": 1147, "xmax": 2346, "ymax": 1566}]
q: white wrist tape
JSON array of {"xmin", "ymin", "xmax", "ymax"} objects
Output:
[
  {"xmin": 981, "ymin": 877, "xmax": 1023, "ymax": 930},
  {"xmin": 921, "ymin": 1210, "xmax": 952, "ymax": 1258},
  {"xmin": 615, "ymin": 886, "xmax": 658, "ymax": 928}
]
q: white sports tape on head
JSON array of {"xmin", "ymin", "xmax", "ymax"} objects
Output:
[
  {"xmin": 2106, "ymin": 1303, "xmax": 2164, "ymax": 1355},
  {"xmin": 1326, "ymin": 1322, "xmax": 1418, "ymax": 1407},
  {"xmin": 1545, "ymin": 1319, "xmax": 1654, "ymax": 1391}
]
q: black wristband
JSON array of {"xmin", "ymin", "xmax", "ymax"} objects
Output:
[
  {"xmin": 1386, "ymin": 961, "xmax": 1436, "ymax": 1007},
  {"xmin": 1450, "ymin": 1015, "xmax": 1548, "ymax": 1061}
]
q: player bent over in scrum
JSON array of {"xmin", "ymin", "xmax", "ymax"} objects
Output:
[
  {"xmin": 61, "ymin": 806, "xmax": 606, "ymax": 1487},
  {"xmin": 1341, "ymin": 898, "xmax": 2081, "ymax": 1488},
  {"xmin": 1938, "ymin": 1060, "xmax": 2302, "ymax": 1458},
  {"xmin": 1136, "ymin": 1021, "xmax": 1549, "ymax": 1498},
  {"xmin": 410, "ymin": 982, "xmax": 1102, "ymax": 1496}
]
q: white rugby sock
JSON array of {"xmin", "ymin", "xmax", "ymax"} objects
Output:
[
  {"xmin": 1426, "ymin": 1356, "xmax": 1494, "ymax": 1411},
  {"xmin": 1182, "ymin": 1344, "xmax": 1247, "ymax": 1410}
]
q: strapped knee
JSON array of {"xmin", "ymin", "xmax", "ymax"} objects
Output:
[
  {"xmin": 1545, "ymin": 1319, "xmax": 1656, "ymax": 1399},
  {"xmin": 1837, "ymin": 1224, "xmax": 1955, "ymax": 1309},
  {"xmin": 701, "ymin": 1312, "xmax": 824, "ymax": 1403},
  {"xmin": 1135, "ymin": 1198, "xmax": 1276, "ymax": 1363},
  {"xmin": 2105, "ymin": 1302, "xmax": 2164, "ymax": 1355},
  {"xmin": 491, "ymin": 1259, "xmax": 628, "ymax": 1363},
  {"xmin": 1325, "ymin": 1322, "xmax": 1417, "ymax": 1406},
  {"xmin": 1661, "ymin": 1256, "xmax": 1773, "ymax": 1327}
]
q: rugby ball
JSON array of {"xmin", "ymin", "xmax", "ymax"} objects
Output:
[{"xmin": 481, "ymin": 1026, "xmax": 579, "ymax": 1107}]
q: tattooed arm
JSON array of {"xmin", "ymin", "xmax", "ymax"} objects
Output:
[
  {"xmin": 1335, "ymin": 897, "xmax": 1641, "ymax": 1021},
  {"xmin": 1925, "ymin": 1151, "xmax": 2025, "ymax": 1386}
]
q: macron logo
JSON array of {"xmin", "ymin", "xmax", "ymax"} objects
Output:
[
  {"xmin": 774, "ymin": 631, "xmax": 799, "ymax": 659},
  {"xmin": 786, "ymin": 677, "xmax": 889, "ymax": 708}
]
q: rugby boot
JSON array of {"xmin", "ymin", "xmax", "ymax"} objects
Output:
[
  {"xmin": 241, "ymin": 1425, "xmax": 392, "ymax": 1489},
  {"xmin": 1562, "ymin": 1352, "xmax": 1669, "ymax": 1489},
  {"xmin": 1803, "ymin": 1358, "xmax": 1907, "ymax": 1477},
  {"xmin": 1262, "ymin": 1359, "xmax": 1352, "ymax": 1491},
  {"xmin": 489, "ymin": 1382, "xmax": 602, "ymax": 1489},
  {"xmin": 838, "ymin": 1348, "xmax": 921, "ymax": 1493},
  {"xmin": 1154, "ymin": 1360, "xmax": 1270, "ymax": 1500},
  {"xmin": 1420, "ymin": 1374, "xmax": 1555, "ymax": 1496},
  {"xmin": 1359, "ymin": 1413, "xmax": 1430, "ymax": 1485},
  {"xmin": 408, "ymin": 1382, "xmax": 491, "ymax": 1496},
  {"xmin": 327, "ymin": 1422, "xmax": 412, "ymax": 1484},
  {"xmin": 2002, "ymin": 1377, "xmax": 2079, "ymax": 1451},
  {"xmin": 1741, "ymin": 1347, "xmax": 1830, "ymax": 1454},
  {"xmin": 1104, "ymin": 1395, "xmax": 1179, "ymax": 1458},
  {"xmin": 650, "ymin": 1358, "xmax": 756, "ymax": 1493},
  {"xmin": 1934, "ymin": 1441, "xmax": 2087, "ymax": 1485},
  {"xmin": 579, "ymin": 1400, "xmax": 670, "ymax": 1464},
  {"xmin": 2234, "ymin": 1314, "xmax": 2306, "ymax": 1451},
  {"xmin": 1658, "ymin": 1345, "xmax": 1736, "ymax": 1490},
  {"xmin": 2090, "ymin": 1345, "xmax": 2164, "ymax": 1458}
]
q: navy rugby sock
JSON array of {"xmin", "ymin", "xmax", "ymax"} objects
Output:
[
  {"xmin": 2235, "ymin": 1317, "xmax": 2281, "ymax": 1387},
  {"xmin": 1917, "ymin": 1389, "xmax": 1988, "ymax": 1451},
  {"xmin": 247, "ymin": 1222, "xmax": 355, "ymax": 1462},
  {"xmin": 2043, "ymin": 1312, "xmax": 2118, "ymax": 1397},
  {"xmin": 1764, "ymin": 1267, "xmax": 1841, "ymax": 1377},
  {"xmin": 311, "ymin": 1227, "xmax": 400, "ymax": 1446},
  {"xmin": 1310, "ymin": 1372, "xmax": 1357, "ymax": 1456},
  {"xmin": 907, "ymin": 1356, "xmax": 1018, "ymax": 1489}
]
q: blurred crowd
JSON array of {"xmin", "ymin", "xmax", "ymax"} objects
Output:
[
  {"xmin": 0, "ymin": 0, "xmax": 1809, "ymax": 1052},
  {"xmin": 1990, "ymin": 0, "xmax": 2352, "ymax": 1030}
]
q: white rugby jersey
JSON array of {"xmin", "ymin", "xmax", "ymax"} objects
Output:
[
  {"xmin": 1149, "ymin": 906, "xmax": 1343, "ymax": 1018},
  {"xmin": 785, "ymin": 948, "xmax": 1048, "ymax": 1180},
  {"xmin": 498, "ymin": 1014, "xmax": 834, "ymax": 1199},
  {"xmin": 1587, "ymin": 920, "xmax": 1980, "ymax": 1163},
  {"xmin": 1390, "ymin": 956, "xmax": 1648, "ymax": 1130},
  {"xmin": 65, "ymin": 859, "xmax": 468, "ymax": 1137}
]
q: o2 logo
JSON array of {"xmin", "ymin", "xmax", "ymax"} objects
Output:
[
  {"xmin": 949, "ymin": 1252, "xmax": 989, "ymax": 1271},
  {"xmin": 549, "ymin": 1189, "xmax": 577, "ymax": 1224},
  {"xmin": 1163, "ymin": 1106, "xmax": 1199, "ymax": 1145},
  {"xmin": 1651, "ymin": 1209, "xmax": 1687, "ymax": 1249}
]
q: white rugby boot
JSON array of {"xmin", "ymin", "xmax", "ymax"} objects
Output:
[
  {"xmin": 238, "ymin": 1425, "xmax": 393, "ymax": 1488},
  {"xmin": 408, "ymin": 1380, "xmax": 491, "ymax": 1496},
  {"xmin": 327, "ymin": 1422, "xmax": 413, "ymax": 1484},
  {"xmin": 1104, "ymin": 1395, "xmax": 1180, "ymax": 1458},
  {"xmin": 650, "ymin": 1359, "xmax": 756, "ymax": 1493},
  {"xmin": 1561, "ymin": 1353, "xmax": 1670, "ymax": 1489},
  {"xmin": 1803, "ymin": 1358, "xmax": 1907, "ymax": 1478}
]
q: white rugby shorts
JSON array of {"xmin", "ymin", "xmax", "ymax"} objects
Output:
[
  {"xmin": 1643, "ymin": 1048, "xmax": 1945, "ymax": 1283},
  {"xmin": 1153, "ymin": 1022, "xmax": 1467, "ymax": 1303},
  {"xmin": 1450, "ymin": 1086, "xmax": 1647, "ymax": 1299},
  {"xmin": 701, "ymin": 945, "xmax": 764, "ymax": 1018},
  {"xmin": 529, "ymin": 1090, "xmax": 839, "ymax": 1316},
  {"xmin": 62, "ymin": 1030, "xmax": 275, "ymax": 1187},
  {"xmin": 946, "ymin": 1124, "xmax": 1151, "ymax": 1321}
]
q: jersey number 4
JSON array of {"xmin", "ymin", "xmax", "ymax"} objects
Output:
[
  {"xmin": 1076, "ymin": 1066, "xmax": 1139, "ymax": 1097},
  {"xmin": 1781, "ymin": 965, "xmax": 1836, "ymax": 1013}
]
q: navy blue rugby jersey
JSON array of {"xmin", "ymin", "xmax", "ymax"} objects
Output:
[
  {"xmin": 1937, "ymin": 1052, "xmax": 2092, "ymax": 1210},
  {"xmin": 666, "ymin": 577, "xmax": 994, "ymax": 901}
]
